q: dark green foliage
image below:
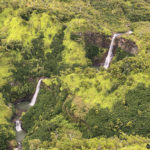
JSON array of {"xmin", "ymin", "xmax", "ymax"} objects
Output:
[
  {"xmin": 90, "ymin": 0, "xmax": 126, "ymax": 25},
  {"xmin": 11, "ymin": 61, "xmax": 34, "ymax": 82},
  {"xmin": 70, "ymin": 32, "xmax": 82, "ymax": 42},
  {"xmin": 83, "ymin": 67, "xmax": 97, "ymax": 79},
  {"xmin": 109, "ymin": 56, "xmax": 149, "ymax": 82},
  {"xmin": 50, "ymin": 28, "xmax": 65, "ymax": 59},
  {"xmin": 114, "ymin": 48, "xmax": 133, "ymax": 62},
  {"xmin": 31, "ymin": 32, "xmax": 45, "ymax": 60},
  {"xmin": 85, "ymin": 43, "xmax": 102, "ymax": 59},
  {"xmin": 19, "ymin": 8, "xmax": 33, "ymax": 21},
  {"xmin": 11, "ymin": 33, "xmax": 45, "ymax": 82},
  {"xmin": 22, "ymin": 83, "xmax": 69, "ymax": 146},
  {"xmin": 0, "ymin": 7, "xmax": 2, "ymax": 13},
  {"xmin": 80, "ymin": 81, "xmax": 92, "ymax": 89},
  {"xmin": 83, "ymin": 106, "xmax": 113, "ymax": 138},
  {"xmin": 22, "ymin": 83, "xmax": 68, "ymax": 132},
  {"xmin": 2, "ymin": 38, "xmax": 45, "ymax": 102},
  {"xmin": 1, "ymin": 0, "xmax": 150, "ymax": 149},
  {"xmin": 2, "ymin": 81, "xmax": 34, "ymax": 103},
  {"xmin": 125, "ymin": 2, "xmax": 150, "ymax": 22},
  {"xmin": 0, "ymin": 124, "xmax": 15, "ymax": 150},
  {"xmin": 82, "ymin": 83, "xmax": 150, "ymax": 138},
  {"xmin": 56, "ymin": 12, "xmax": 74, "ymax": 22},
  {"xmin": 6, "ymin": 40, "xmax": 23, "ymax": 52},
  {"xmin": 59, "ymin": 0, "xmax": 71, "ymax": 2},
  {"xmin": 106, "ymin": 82, "xmax": 119, "ymax": 94},
  {"xmin": 121, "ymin": 83, "xmax": 150, "ymax": 135},
  {"xmin": 94, "ymin": 82, "xmax": 102, "ymax": 92},
  {"xmin": 1, "ymin": 84, "xmax": 11, "ymax": 103},
  {"xmin": 44, "ymin": 27, "xmax": 65, "ymax": 75}
]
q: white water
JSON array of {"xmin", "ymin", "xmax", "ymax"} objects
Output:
[
  {"xmin": 16, "ymin": 120, "xmax": 22, "ymax": 132},
  {"xmin": 126, "ymin": 30, "xmax": 133, "ymax": 34},
  {"xmin": 104, "ymin": 31, "xmax": 133, "ymax": 69},
  {"xmin": 29, "ymin": 79, "xmax": 43, "ymax": 106},
  {"xmin": 103, "ymin": 33, "xmax": 121, "ymax": 69}
]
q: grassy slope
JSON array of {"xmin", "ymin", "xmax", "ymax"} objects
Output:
[{"xmin": 0, "ymin": 0, "xmax": 150, "ymax": 149}]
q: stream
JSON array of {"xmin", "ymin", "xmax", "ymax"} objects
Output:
[{"xmin": 14, "ymin": 79, "xmax": 43, "ymax": 149}]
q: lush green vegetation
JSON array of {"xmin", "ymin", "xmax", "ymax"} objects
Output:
[{"xmin": 0, "ymin": 0, "xmax": 150, "ymax": 149}]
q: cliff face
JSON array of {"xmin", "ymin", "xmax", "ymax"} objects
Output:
[
  {"xmin": 84, "ymin": 32, "xmax": 110, "ymax": 49},
  {"xmin": 116, "ymin": 37, "xmax": 138, "ymax": 55},
  {"xmin": 83, "ymin": 32, "xmax": 138, "ymax": 66},
  {"xmin": 84, "ymin": 32, "xmax": 138, "ymax": 55}
]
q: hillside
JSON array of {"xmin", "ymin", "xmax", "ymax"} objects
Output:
[{"xmin": 0, "ymin": 0, "xmax": 150, "ymax": 149}]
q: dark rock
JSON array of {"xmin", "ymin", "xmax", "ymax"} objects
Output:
[
  {"xmin": 83, "ymin": 32, "xmax": 138, "ymax": 55},
  {"xmin": 84, "ymin": 32, "xmax": 138, "ymax": 66},
  {"xmin": 147, "ymin": 144, "xmax": 150, "ymax": 149},
  {"xmin": 72, "ymin": 32, "xmax": 138, "ymax": 67},
  {"xmin": 84, "ymin": 32, "xmax": 110, "ymax": 49},
  {"xmin": 116, "ymin": 37, "xmax": 138, "ymax": 55}
]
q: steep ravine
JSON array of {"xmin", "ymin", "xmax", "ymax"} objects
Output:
[
  {"xmin": 11, "ymin": 31, "xmax": 139, "ymax": 149},
  {"xmin": 13, "ymin": 79, "xmax": 43, "ymax": 149},
  {"xmin": 73, "ymin": 32, "xmax": 138, "ymax": 67},
  {"xmin": 84, "ymin": 32, "xmax": 138, "ymax": 54},
  {"xmin": 104, "ymin": 31, "xmax": 133, "ymax": 69}
]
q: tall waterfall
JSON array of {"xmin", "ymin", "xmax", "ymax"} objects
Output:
[
  {"xmin": 16, "ymin": 120, "xmax": 22, "ymax": 132},
  {"xmin": 103, "ymin": 33, "xmax": 121, "ymax": 69},
  {"xmin": 29, "ymin": 79, "xmax": 43, "ymax": 106},
  {"xmin": 104, "ymin": 31, "xmax": 133, "ymax": 69}
]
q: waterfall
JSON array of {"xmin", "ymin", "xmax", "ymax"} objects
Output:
[
  {"xmin": 29, "ymin": 79, "xmax": 43, "ymax": 106},
  {"xmin": 104, "ymin": 31, "xmax": 133, "ymax": 69},
  {"xmin": 103, "ymin": 33, "xmax": 121, "ymax": 69},
  {"xmin": 16, "ymin": 120, "xmax": 22, "ymax": 132}
]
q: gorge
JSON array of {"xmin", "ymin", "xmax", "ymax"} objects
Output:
[
  {"xmin": 14, "ymin": 30, "xmax": 133, "ymax": 149},
  {"xmin": 15, "ymin": 79, "xmax": 43, "ymax": 149},
  {"xmin": 0, "ymin": 0, "xmax": 150, "ymax": 150},
  {"xmin": 104, "ymin": 31, "xmax": 133, "ymax": 69}
]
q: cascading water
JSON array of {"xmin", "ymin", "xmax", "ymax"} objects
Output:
[
  {"xmin": 29, "ymin": 79, "xmax": 43, "ymax": 106},
  {"xmin": 14, "ymin": 79, "xmax": 43, "ymax": 149},
  {"xmin": 103, "ymin": 31, "xmax": 133, "ymax": 69},
  {"xmin": 16, "ymin": 120, "xmax": 22, "ymax": 132},
  {"xmin": 103, "ymin": 33, "xmax": 121, "ymax": 69},
  {"xmin": 15, "ymin": 119, "xmax": 25, "ymax": 149}
]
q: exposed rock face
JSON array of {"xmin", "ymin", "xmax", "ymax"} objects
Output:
[
  {"xmin": 116, "ymin": 37, "xmax": 138, "ymax": 55},
  {"xmin": 84, "ymin": 32, "xmax": 138, "ymax": 55},
  {"xmin": 84, "ymin": 32, "xmax": 110, "ymax": 49},
  {"xmin": 72, "ymin": 32, "xmax": 138, "ymax": 66},
  {"xmin": 83, "ymin": 32, "xmax": 138, "ymax": 66}
]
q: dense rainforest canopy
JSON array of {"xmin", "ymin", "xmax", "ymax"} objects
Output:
[{"xmin": 0, "ymin": 0, "xmax": 150, "ymax": 149}]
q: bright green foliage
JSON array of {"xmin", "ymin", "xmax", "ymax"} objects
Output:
[
  {"xmin": 0, "ymin": 94, "xmax": 12, "ymax": 124},
  {"xmin": 22, "ymin": 131, "xmax": 150, "ymax": 150},
  {"xmin": 0, "ymin": 94, "xmax": 15, "ymax": 150},
  {"xmin": 0, "ymin": 0, "xmax": 150, "ymax": 149}
]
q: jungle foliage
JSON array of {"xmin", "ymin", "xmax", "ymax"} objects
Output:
[{"xmin": 0, "ymin": 0, "xmax": 150, "ymax": 149}]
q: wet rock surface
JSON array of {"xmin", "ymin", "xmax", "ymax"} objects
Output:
[
  {"xmin": 84, "ymin": 32, "xmax": 138, "ymax": 54},
  {"xmin": 83, "ymin": 32, "xmax": 138, "ymax": 66},
  {"xmin": 116, "ymin": 37, "xmax": 138, "ymax": 55}
]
